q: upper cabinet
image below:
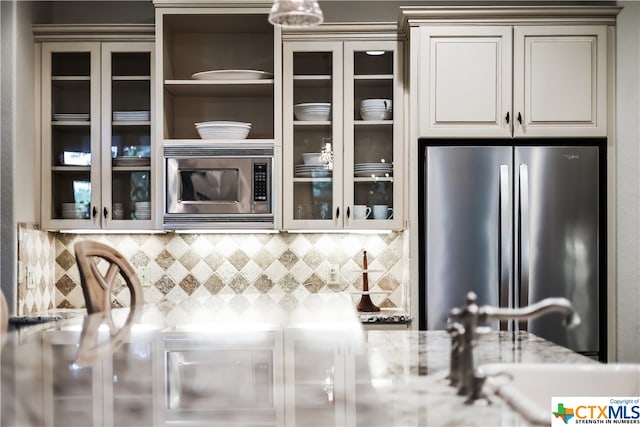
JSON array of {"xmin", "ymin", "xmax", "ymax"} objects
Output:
[
  {"xmin": 282, "ymin": 27, "xmax": 403, "ymax": 230},
  {"xmin": 156, "ymin": 10, "xmax": 278, "ymax": 143},
  {"xmin": 37, "ymin": 26, "xmax": 156, "ymax": 231},
  {"xmin": 404, "ymin": 7, "xmax": 618, "ymax": 138},
  {"xmin": 513, "ymin": 26, "xmax": 607, "ymax": 137},
  {"xmin": 417, "ymin": 26, "xmax": 512, "ymax": 138}
]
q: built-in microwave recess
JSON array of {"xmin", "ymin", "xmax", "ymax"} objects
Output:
[{"xmin": 164, "ymin": 144, "xmax": 274, "ymax": 229}]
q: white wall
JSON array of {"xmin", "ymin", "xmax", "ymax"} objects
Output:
[
  {"xmin": 15, "ymin": 2, "xmax": 37, "ymax": 224},
  {"xmin": 1, "ymin": 0, "xmax": 40, "ymax": 314},
  {"xmin": 615, "ymin": 2, "xmax": 640, "ymax": 363}
]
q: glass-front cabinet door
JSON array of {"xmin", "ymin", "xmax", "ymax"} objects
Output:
[
  {"xmin": 41, "ymin": 41, "xmax": 154, "ymax": 230},
  {"xmin": 42, "ymin": 43, "xmax": 101, "ymax": 230},
  {"xmin": 102, "ymin": 42, "xmax": 154, "ymax": 230},
  {"xmin": 343, "ymin": 41, "xmax": 402, "ymax": 230},
  {"xmin": 283, "ymin": 42, "xmax": 343, "ymax": 229},
  {"xmin": 282, "ymin": 38, "xmax": 402, "ymax": 230}
]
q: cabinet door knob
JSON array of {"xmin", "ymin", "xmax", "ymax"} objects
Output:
[
  {"xmin": 92, "ymin": 206, "xmax": 97, "ymax": 218},
  {"xmin": 517, "ymin": 112, "xmax": 523, "ymax": 124},
  {"xmin": 346, "ymin": 207, "xmax": 350, "ymax": 218},
  {"xmin": 505, "ymin": 112, "xmax": 510, "ymax": 124},
  {"xmin": 103, "ymin": 207, "xmax": 108, "ymax": 219},
  {"xmin": 336, "ymin": 207, "xmax": 340, "ymax": 219}
]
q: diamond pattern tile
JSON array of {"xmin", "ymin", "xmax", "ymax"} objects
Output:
[
  {"xmin": 179, "ymin": 250, "xmax": 201, "ymax": 271},
  {"xmin": 18, "ymin": 227, "xmax": 406, "ymax": 314},
  {"xmin": 229, "ymin": 274, "xmax": 250, "ymax": 294},
  {"xmin": 156, "ymin": 249, "xmax": 176, "ymax": 270},
  {"xmin": 254, "ymin": 274, "xmax": 274, "ymax": 294},
  {"xmin": 179, "ymin": 274, "xmax": 200, "ymax": 296},
  {"xmin": 228, "ymin": 250, "xmax": 250, "ymax": 271},
  {"xmin": 203, "ymin": 274, "xmax": 225, "ymax": 294}
]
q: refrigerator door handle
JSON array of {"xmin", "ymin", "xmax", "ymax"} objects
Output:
[
  {"xmin": 518, "ymin": 163, "xmax": 530, "ymax": 330},
  {"xmin": 499, "ymin": 165, "xmax": 511, "ymax": 330}
]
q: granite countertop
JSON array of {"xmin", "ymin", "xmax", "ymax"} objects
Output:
[
  {"xmin": 11, "ymin": 307, "xmax": 413, "ymax": 326},
  {"xmin": 364, "ymin": 330, "xmax": 595, "ymax": 426},
  {"xmin": 1, "ymin": 296, "xmax": 591, "ymax": 426},
  {"xmin": 9, "ymin": 308, "xmax": 85, "ymax": 326},
  {"xmin": 358, "ymin": 307, "xmax": 412, "ymax": 324}
]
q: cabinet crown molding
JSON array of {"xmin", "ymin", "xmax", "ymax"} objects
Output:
[
  {"xmin": 33, "ymin": 24, "xmax": 155, "ymax": 42},
  {"xmin": 399, "ymin": 5, "xmax": 622, "ymax": 35},
  {"xmin": 282, "ymin": 22, "xmax": 399, "ymax": 41}
]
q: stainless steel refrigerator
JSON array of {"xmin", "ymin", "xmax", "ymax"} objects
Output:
[{"xmin": 419, "ymin": 138, "xmax": 606, "ymax": 361}]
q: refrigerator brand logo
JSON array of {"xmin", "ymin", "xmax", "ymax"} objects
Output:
[
  {"xmin": 563, "ymin": 154, "xmax": 581, "ymax": 160},
  {"xmin": 552, "ymin": 397, "xmax": 640, "ymax": 426}
]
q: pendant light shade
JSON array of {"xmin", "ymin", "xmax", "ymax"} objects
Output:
[{"xmin": 268, "ymin": 0, "xmax": 324, "ymax": 28}]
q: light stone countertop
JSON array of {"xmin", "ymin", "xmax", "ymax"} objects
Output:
[
  {"xmin": 363, "ymin": 330, "xmax": 595, "ymax": 426},
  {"xmin": 1, "ymin": 296, "xmax": 592, "ymax": 426}
]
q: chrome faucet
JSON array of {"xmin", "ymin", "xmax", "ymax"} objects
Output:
[{"xmin": 447, "ymin": 291, "xmax": 581, "ymax": 403}]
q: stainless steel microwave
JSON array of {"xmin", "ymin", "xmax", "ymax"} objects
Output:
[{"xmin": 164, "ymin": 144, "xmax": 274, "ymax": 229}]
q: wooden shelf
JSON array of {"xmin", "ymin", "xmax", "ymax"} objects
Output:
[
  {"xmin": 353, "ymin": 120, "xmax": 393, "ymax": 126},
  {"xmin": 164, "ymin": 80, "xmax": 274, "ymax": 97}
]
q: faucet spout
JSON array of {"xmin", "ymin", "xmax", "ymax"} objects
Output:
[
  {"xmin": 478, "ymin": 297, "xmax": 581, "ymax": 329},
  {"xmin": 447, "ymin": 292, "xmax": 581, "ymax": 403}
]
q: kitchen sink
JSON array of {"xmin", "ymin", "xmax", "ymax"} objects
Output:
[{"xmin": 479, "ymin": 363, "xmax": 640, "ymax": 426}]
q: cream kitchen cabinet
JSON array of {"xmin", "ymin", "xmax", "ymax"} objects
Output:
[
  {"xmin": 38, "ymin": 29, "xmax": 156, "ymax": 231},
  {"xmin": 417, "ymin": 25, "xmax": 607, "ymax": 137},
  {"xmin": 156, "ymin": 11, "xmax": 278, "ymax": 143},
  {"xmin": 283, "ymin": 33, "xmax": 403, "ymax": 230}
]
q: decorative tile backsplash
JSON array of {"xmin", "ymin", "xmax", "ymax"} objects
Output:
[
  {"xmin": 18, "ymin": 224, "xmax": 408, "ymax": 315},
  {"xmin": 17, "ymin": 223, "xmax": 57, "ymax": 315}
]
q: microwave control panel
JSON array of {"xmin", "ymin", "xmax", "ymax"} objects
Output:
[{"xmin": 253, "ymin": 162, "xmax": 269, "ymax": 202}]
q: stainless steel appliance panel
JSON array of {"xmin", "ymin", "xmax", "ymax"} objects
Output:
[
  {"xmin": 515, "ymin": 146, "xmax": 600, "ymax": 353},
  {"xmin": 425, "ymin": 146, "xmax": 512, "ymax": 329},
  {"xmin": 166, "ymin": 157, "xmax": 270, "ymax": 215}
]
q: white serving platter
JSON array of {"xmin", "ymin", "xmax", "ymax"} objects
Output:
[{"xmin": 191, "ymin": 70, "xmax": 274, "ymax": 80}]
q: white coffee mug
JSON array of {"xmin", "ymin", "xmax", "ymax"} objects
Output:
[
  {"xmin": 372, "ymin": 204, "xmax": 393, "ymax": 220},
  {"xmin": 353, "ymin": 205, "xmax": 372, "ymax": 220}
]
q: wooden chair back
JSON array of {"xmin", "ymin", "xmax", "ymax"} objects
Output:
[{"xmin": 74, "ymin": 240, "xmax": 144, "ymax": 314}]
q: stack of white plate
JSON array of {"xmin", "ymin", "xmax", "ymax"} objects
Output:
[
  {"xmin": 61, "ymin": 203, "xmax": 89, "ymax": 219},
  {"xmin": 295, "ymin": 164, "xmax": 331, "ymax": 178},
  {"xmin": 53, "ymin": 113, "xmax": 90, "ymax": 122},
  {"xmin": 354, "ymin": 162, "xmax": 393, "ymax": 177},
  {"xmin": 134, "ymin": 202, "xmax": 151, "ymax": 220},
  {"xmin": 112, "ymin": 203, "xmax": 124, "ymax": 220},
  {"xmin": 360, "ymin": 99, "xmax": 392, "ymax": 121},
  {"xmin": 195, "ymin": 121, "xmax": 251, "ymax": 140},
  {"xmin": 294, "ymin": 103, "xmax": 331, "ymax": 121},
  {"xmin": 113, "ymin": 111, "xmax": 150, "ymax": 121}
]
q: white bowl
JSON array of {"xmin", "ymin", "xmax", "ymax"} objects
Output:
[
  {"xmin": 294, "ymin": 103, "xmax": 331, "ymax": 121},
  {"xmin": 361, "ymin": 98, "xmax": 392, "ymax": 108},
  {"xmin": 196, "ymin": 121, "xmax": 251, "ymax": 128},
  {"xmin": 195, "ymin": 121, "xmax": 251, "ymax": 139},
  {"xmin": 360, "ymin": 109, "xmax": 391, "ymax": 121},
  {"xmin": 302, "ymin": 153, "xmax": 323, "ymax": 165}
]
